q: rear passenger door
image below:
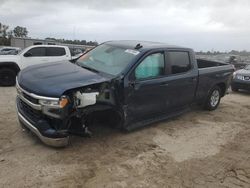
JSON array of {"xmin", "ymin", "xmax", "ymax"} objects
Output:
[
  {"xmin": 45, "ymin": 47, "xmax": 69, "ymax": 63},
  {"xmin": 165, "ymin": 50, "xmax": 198, "ymax": 110}
]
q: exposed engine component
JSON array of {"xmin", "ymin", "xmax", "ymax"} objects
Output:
[{"xmin": 74, "ymin": 91, "xmax": 99, "ymax": 108}]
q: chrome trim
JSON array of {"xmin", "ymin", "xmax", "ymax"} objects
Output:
[
  {"xmin": 17, "ymin": 94, "xmax": 42, "ymax": 110},
  {"xmin": 16, "ymin": 79, "xmax": 62, "ymax": 118},
  {"xmin": 17, "ymin": 95, "xmax": 62, "ymax": 118},
  {"xmin": 42, "ymin": 106, "xmax": 62, "ymax": 118},
  {"xmin": 17, "ymin": 112, "xmax": 69, "ymax": 147},
  {"xmin": 16, "ymin": 79, "xmax": 59, "ymax": 101}
]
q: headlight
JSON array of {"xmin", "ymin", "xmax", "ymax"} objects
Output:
[
  {"xmin": 39, "ymin": 96, "xmax": 69, "ymax": 108},
  {"xmin": 236, "ymin": 75, "xmax": 244, "ymax": 80}
]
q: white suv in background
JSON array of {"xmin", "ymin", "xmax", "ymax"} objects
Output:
[{"xmin": 0, "ymin": 45, "xmax": 72, "ymax": 86}]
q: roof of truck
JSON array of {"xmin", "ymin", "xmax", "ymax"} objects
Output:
[
  {"xmin": 28, "ymin": 45, "xmax": 68, "ymax": 48},
  {"xmin": 105, "ymin": 40, "xmax": 191, "ymax": 51}
]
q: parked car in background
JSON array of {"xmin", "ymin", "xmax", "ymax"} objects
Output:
[
  {"xmin": 0, "ymin": 47, "xmax": 21, "ymax": 55},
  {"xmin": 69, "ymin": 47, "xmax": 88, "ymax": 59},
  {"xmin": 16, "ymin": 40, "xmax": 234, "ymax": 147},
  {"xmin": 231, "ymin": 64, "xmax": 250, "ymax": 91},
  {"xmin": 0, "ymin": 45, "xmax": 72, "ymax": 86},
  {"xmin": 227, "ymin": 55, "xmax": 249, "ymax": 70}
]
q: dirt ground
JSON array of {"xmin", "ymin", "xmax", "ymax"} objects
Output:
[{"xmin": 0, "ymin": 87, "xmax": 250, "ymax": 188}]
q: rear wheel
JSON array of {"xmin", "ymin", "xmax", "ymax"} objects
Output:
[
  {"xmin": 0, "ymin": 68, "xmax": 16, "ymax": 86},
  {"xmin": 204, "ymin": 86, "xmax": 221, "ymax": 111}
]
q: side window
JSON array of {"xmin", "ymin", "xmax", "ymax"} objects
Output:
[
  {"xmin": 46, "ymin": 47, "xmax": 66, "ymax": 56},
  {"xmin": 168, "ymin": 51, "xmax": 191, "ymax": 74},
  {"xmin": 135, "ymin": 53, "xmax": 164, "ymax": 80},
  {"xmin": 26, "ymin": 47, "xmax": 46, "ymax": 57}
]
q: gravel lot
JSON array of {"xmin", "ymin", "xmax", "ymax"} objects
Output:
[{"xmin": 0, "ymin": 87, "xmax": 250, "ymax": 188}]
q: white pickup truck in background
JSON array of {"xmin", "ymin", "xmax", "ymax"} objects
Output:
[{"xmin": 0, "ymin": 45, "xmax": 72, "ymax": 86}]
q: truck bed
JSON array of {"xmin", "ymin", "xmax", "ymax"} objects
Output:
[
  {"xmin": 197, "ymin": 58, "xmax": 229, "ymax": 69},
  {"xmin": 195, "ymin": 58, "xmax": 234, "ymax": 103}
]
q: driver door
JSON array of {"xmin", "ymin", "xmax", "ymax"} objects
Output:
[{"xmin": 126, "ymin": 52, "xmax": 168, "ymax": 123}]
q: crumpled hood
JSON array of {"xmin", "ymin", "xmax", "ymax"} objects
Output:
[
  {"xmin": 17, "ymin": 61, "xmax": 111, "ymax": 97},
  {"xmin": 236, "ymin": 69, "xmax": 250, "ymax": 76}
]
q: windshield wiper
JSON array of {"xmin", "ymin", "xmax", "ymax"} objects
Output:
[{"xmin": 77, "ymin": 63, "xmax": 99, "ymax": 73}]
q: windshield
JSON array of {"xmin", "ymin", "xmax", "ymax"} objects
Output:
[
  {"xmin": 245, "ymin": 65, "xmax": 250, "ymax": 70},
  {"xmin": 76, "ymin": 44, "xmax": 140, "ymax": 75}
]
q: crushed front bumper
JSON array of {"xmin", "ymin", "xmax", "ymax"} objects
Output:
[
  {"xmin": 17, "ymin": 111, "xmax": 69, "ymax": 147},
  {"xmin": 16, "ymin": 95, "xmax": 69, "ymax": 147}
]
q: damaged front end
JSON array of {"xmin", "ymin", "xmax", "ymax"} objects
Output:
[{"xmin": 16, "ymin": 79, "xmax": 122, "ymax": 147}]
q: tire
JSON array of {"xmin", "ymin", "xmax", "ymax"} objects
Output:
[
  {"xmin": 0, "ymin": 68, "xmax": 16, "ymax": 86},
  {"xmin": 231, "ymin": 86, "xmax": 238, "ymax": 92},
  {"xmin": 204, "ymin": 86, "xmax": 222, "ymax": 111}
]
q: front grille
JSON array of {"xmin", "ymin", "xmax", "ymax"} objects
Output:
[
  {"xmin": 22, "ymin": 92, "xmax": 39, "ymax": 104},
  {"xmin": 19, "ymin": 98, "xmax": 42, "ymax": 121}
]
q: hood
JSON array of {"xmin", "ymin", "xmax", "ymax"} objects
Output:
[
  {"xmin": 0, "ymin": 55, "xmax": 19, "ymax": 62},
  {"xmin": 236, "ymin": 69, "xmax": 250, "ymax": 76},
  {"xmin": 17, "ymin": 61, "xmax": 111, "ymax": 97}
]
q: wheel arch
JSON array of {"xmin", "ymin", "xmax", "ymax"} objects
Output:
[
  {"xmin": 216, "ymin": 82, "xmax": 226, "ymax": 97},
  {"xmin": 0, "ymin": 62, "xmax": 20, "ymax": 74}
]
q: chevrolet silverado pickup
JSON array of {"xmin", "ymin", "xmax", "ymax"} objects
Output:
[
  {"xmin": 16, "ymin": 41, "xmax": 234, "ymax": 147},
  {"xmin": 0, "ymin": 45, "xmax": 72, "ymax": 86}
]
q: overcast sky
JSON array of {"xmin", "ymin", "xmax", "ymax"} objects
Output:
[{"xmin": 0, "ymin": 0, "xmax": 250, "ymax": 51}]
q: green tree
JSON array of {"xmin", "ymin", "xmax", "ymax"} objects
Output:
[
  {"xmin": 0, "ymin": 23, "xmax": 9, "ymax": 38},
  {"xmin": 0, "ymin": 23, "xmax": 11, "ymax": 45},
  {"xmin": 13, "ymin": 26, "xmax": 28, "ymax": 38}
]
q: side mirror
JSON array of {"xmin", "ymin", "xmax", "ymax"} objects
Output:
[
  {"xmin": 129, "ymin": 80, "xmax": 136, "ymax": 87},
  {"xmin": 24, "ymin": 52, "xmax": 32, "ymax": 57}
]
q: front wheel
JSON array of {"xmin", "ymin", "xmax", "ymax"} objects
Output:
[
  {"xmin": 204, "ymin": 86, "xmax": 221, "ymax": 111},
  {"xmin": 0, "ymin": 68, "xmax": 16, "ymax": 86}
]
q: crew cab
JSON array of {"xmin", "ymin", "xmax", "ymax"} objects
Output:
[
  {"xmin": 16, "ymin": 41, "xmax": 234, "ymax": 147},
  {"xmin": 0, "ymin": 45, "xmax": 71, "ymax": 86}
]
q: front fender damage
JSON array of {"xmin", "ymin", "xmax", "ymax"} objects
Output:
[{"xmin": 64, "ymin": 81, "xmax": 123, "ymax": 137}]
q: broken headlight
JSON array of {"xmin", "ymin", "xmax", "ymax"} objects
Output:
[
  {"xmin": 39, "ymin": 96, "xmax": 69, "ymax": 118},
  {"xmin": 39, "ymin": 96, "xmax": 69, "ymax": 108}
]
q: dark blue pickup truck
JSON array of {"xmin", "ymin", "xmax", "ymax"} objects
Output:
[{"xmin": 16, "ymin": 41, "xmax": 234, "ymax": 147}]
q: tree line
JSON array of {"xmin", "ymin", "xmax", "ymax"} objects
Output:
[
  {"xmin": 45, "ymin": 38, "xmax": 98, "ymax": 46},
  {"xmin": 0, "ymin": 23, "xmax": 28, "ymax": 45},
  {"xmin": 0, "ymin": 22, "xmax": 98, "ymax": 46},
  {"xmin": 196, "ymin": 50, "xmax": 250, "ymax": 56}
]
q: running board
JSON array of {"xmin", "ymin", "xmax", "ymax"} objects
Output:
[{"xmin": 125, "ymin": 107, "xmax": 190, "ymax": 132}]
